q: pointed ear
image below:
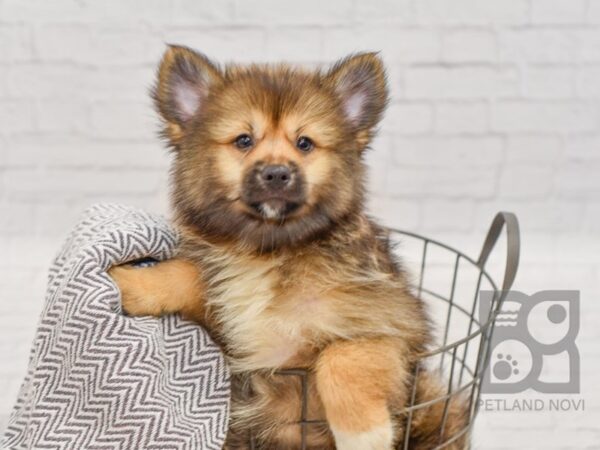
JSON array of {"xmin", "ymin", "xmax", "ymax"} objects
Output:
[
  {"xmin": 153, "ymin": 45, "xmax": 222, "ymax": 129},
  {"xmin": 325, "ymin": 52, "xmax": 389, "ymax": 132}
]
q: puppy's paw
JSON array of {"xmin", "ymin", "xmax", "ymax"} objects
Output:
[
  {"xmin": 332, "ymin": 421, "xmax": 394, "ymax": 450},
  {"xmin": 108, "ymin": 265, "xmax": 160, "ymax": 317}
]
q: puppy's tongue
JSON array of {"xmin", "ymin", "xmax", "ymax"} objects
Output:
[{"xmin": 261, "ymin": 199, "xmax": 286, "ymax": 219}]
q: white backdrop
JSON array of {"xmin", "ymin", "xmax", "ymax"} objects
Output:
[{"xmin": 0, "ymin": 0, "xmax": 598, "ymax": 448}]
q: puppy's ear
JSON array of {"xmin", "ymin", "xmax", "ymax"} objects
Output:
[
  {"xmin": 325, "ymin": 52, "xmax": 389, "ymax": 133},
  {"xmin": 153, "ymin": 45, "xmax": 222, "ymax": 134}
]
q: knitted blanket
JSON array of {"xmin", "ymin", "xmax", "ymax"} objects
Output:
[{"xmin": 1, "ymin": 204, "xmax": 230, "ymax": 450}]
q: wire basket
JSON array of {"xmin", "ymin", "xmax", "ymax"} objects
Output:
[{"xmin": 248, "ymin": 212, "xmax": 520, "ymax": 450}]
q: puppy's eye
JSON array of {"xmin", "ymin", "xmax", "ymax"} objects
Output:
[
  {"xmin": 296, "ymin": 136, "xmax": 314, "ymax": 153},
  {"xmin": 234, "ymin": 134, "xmax": 254, "ymax": 150}
]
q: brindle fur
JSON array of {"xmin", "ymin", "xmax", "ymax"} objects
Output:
[{"xmin": 110, "ymin": 46, "xmax": 468, "ymax": 450}]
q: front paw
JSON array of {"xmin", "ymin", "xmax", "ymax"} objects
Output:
[
  {"xmin": 332, "ymin": 422, "xmax": 394, "ymax": 450},
  {"xmin": 108, "ymin": 265, "xmax": 159, "ymax": 316}
]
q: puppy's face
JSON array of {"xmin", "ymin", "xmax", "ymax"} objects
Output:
[{"xmin": 154, "ymin": 46, "xmax": 388, "ymax": 251}]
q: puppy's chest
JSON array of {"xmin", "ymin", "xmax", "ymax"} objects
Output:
[{"xmin": 204, "ymin": 256, "xmax": 335, "ymax": 371}]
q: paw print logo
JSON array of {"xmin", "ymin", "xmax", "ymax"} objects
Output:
[
  {"xmin": 479, "ymin": 290, "xmax": 580, "ymax": 394},
  {"xmin": 493, "ymin": 354, "xmax": 519, "ymax": 380},
  {"xmin": 486, "ymin": 338, "xmax": 531, "ymax": 387}
]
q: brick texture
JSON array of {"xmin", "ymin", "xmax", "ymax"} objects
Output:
[{"xmin": 1, "ymin": 0, "xmax": 599, "ymax": 447}]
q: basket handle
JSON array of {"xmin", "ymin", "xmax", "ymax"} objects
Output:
[{"xmin": 476, "ymin": 211, "xmax": 520, "ymax": 292}]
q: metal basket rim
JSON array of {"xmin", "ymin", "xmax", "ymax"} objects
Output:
[{"xmin": 388, "ymin": 228, "xmax": 500, "ymax": 358}]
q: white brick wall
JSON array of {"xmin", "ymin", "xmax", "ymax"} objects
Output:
[{"xmin": 1, "ymin": 1, "xmax": 599, "ymax": 447}]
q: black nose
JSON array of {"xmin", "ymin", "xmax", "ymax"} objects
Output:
[{"xmin": 260, "ymin": 165, "xmax": 292, "ymax": 190}]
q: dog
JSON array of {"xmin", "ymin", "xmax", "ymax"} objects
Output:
[{"xmin": 109, "ymin": 46, "xmax": 468, "ymax": 449}]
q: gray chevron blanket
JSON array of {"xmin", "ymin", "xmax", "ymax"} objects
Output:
[{"xmin": 1, "ymin": 204, "xmax": 230, "ymax": 450}]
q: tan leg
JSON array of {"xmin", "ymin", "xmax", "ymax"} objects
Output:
[
  {"xmin": 315, "ymin": 338, "xmax": 408, "ymax": 450},
  {"xmin": 108, "ymin": 258, "xmax": 205, "ymax": 322}
]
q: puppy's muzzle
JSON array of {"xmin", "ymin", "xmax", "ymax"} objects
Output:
[{"xmin": 242, "ymin": 162, "xmax": 306, "ymax": 219}]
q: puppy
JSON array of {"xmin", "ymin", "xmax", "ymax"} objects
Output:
[{"xmin": 110, "ymin": 46, "xmax": 467, "ymax": 449}]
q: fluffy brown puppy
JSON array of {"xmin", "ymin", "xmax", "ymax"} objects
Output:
[{"xmin": 110, "ymin": 46, "xmax": 467, "ymax": 450}]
